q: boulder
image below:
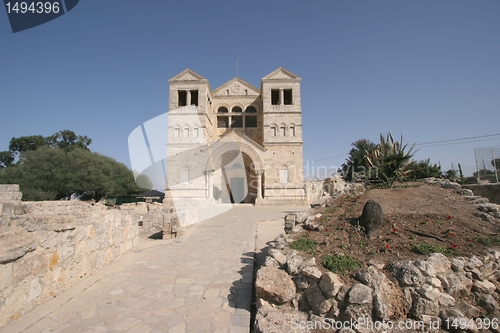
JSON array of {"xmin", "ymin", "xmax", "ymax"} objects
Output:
[
  {"xmin": 425, "ymin": 253, "xmax": 451, "ymax": 274},
  {"xmin": 347, "ymin": 283, "xmax": 373, "ymax": 305},
  {"xmin": 358, "ymin": 200, "xmax": 389, "ymax": 239},
  {"xmin": 472, "ymin": 279, "xmax": 496, "ymax": 293},
  {"xmin": 304, "ymin": 282, "xmax": 332, "ymax": 315},
  {"xmin": 442, "ymin": 180, "xmax": 461, "ymax": 190},
  {"xmin": 254, "ymin": 305, "xmax": 309, "ymax": 333},
  {"xmin": 286, "ymin": 250, "xmax": 303, "ymax": 275},
  {"xmin": 457, "ymin": 189, "xmax": 474, "ymax": 196},
  {"xmin": 391, "ymin": 261, "xmax": 425, "ymax": 287},
  {"xmin": 255, "ymin": 266, "xmax": 296, "ymax": 304},
  {"xmin": 269, "ymin": 249, "xmax": 287, "ymax": 267},
  {"xmin": 319, "ymin": 272, "xmax": 344, "ymax": 298},
  {"xmin": 357, "ymin": 266, "xmax": 408, "ymax": 320}
]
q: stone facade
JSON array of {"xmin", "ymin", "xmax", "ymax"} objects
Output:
[
  {"xmin": 0, "ymin": 185, "xmax": 143, "ymax": 327},
  {"xmin": 164, "ymin": 67, "xmax": 307, "ymax": 214}
]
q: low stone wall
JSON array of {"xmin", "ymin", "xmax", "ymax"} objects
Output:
[
  {"xmin": 0, "ymin": 185, "xmax": 145, "ymax": 327},
  {"xmin": 462, "ymin": 184, "xmax": 500, "ymax": 204}
]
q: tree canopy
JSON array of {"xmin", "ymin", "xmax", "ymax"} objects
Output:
[{"xmin": 0, "ymin": 130, "xmax": 149, "ymax": 201}]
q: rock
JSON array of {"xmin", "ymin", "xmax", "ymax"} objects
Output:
[
  {"xmin": 391, "ymin": 261, "xmax": 425, "ymax": 287},
  {"xmin": 457, "ymin": 189, "xmax": 474, "ymax": 196},
  {"xmin": 477, "ymin": 293, "xmax": 500, "ymax": 313},
  {"xmin": 304, "ymin": 283, "xmax": 332, "ymax": 315},
  {"xmin": 358, "ymin": 200, "xmax": 389, "ymax": 240},
  {"xmin": 439, "ymin": 308, "xmax": 473, "ymax": 332},
  {"xmin": 347, "ymin": 283, "xmax": 373, "ymax": 305},
  {"xmin": 466, "ymin": 255, "xmax": 484, "ymax": 270},
  {"xmin": 0, "ymin": 226, "xmax": 38, "ymax": 264},
  {"xmin": 450, "ymin": 258, "xmax": 466, "ymax": 272},
  {"xmin": 357, "ymin": 266, "xmax": 408, "ymax": 320},
  {"xmin": 417, "ymin": 284, "xmax": 441, "ymax": 300},
  {"xmin": 255, "ymin": 267, "xmax": 296, "ymax": 304},
  {"xmin": 286, "ymin": 250, "xmax": 303, "ymax": 275},
  {"xmin": 301, "ymin": 266, "xmax": 322, "ymax": 280},
  {"xmin": 475, "ymin": 211, "xmax": 496, "ymax": 223},
  {"xmin": 303, "ymin": 222, "xmax": 320, "ymax": 231},
  {"xmin": 473, "ymin": 280, "xmax": 496, "ymax": 293},
  {"xmin": 436, "ymin": 292, "xmax": 455, "ymax": 307},
  {"xmin": 442, "ymin": 180, "xmax": 461, "ymax": 190},
  {"xmin": 414, "ymin": 260, "xmax": 436, "ymax": 277},
  {"xmin": 437, "ymin": 272, "xmax": 471, "ymax": 295},
  {"xmin": 411, "ymin": 295, "xmax": 439, "ymax": 319},
  {"xmin": 299, "ymin": 257, "xmax": 316, "ymax": 269},
  {"xmin": 455, "ymin": 299, "xmax": 483, "ymax": 319},
  {"xmin": 269, "ymin": 249, "xmax": 287, "ymax": 267},
  {"xmin": 425, "ymin": 253, "xmax": 451, "ymax": 274},
  {"xmin": 319, "ymin": 272, "xmax": 344, "ymax": 298},
  {"xmin": 326, "ymin": 298, "xmax": 340, "ymax": 319},
  {"xmin": 263, "ymin": 256, "xmax": 280, "ymax": 268},
  {"xmin": 311, "ymin": 196, "xmax": 329, "ymax": 208},
  {"xmin": 472, "ymin": 197, "xmax": 489, "ymax": 204},
  {"xmin": 254, "ymin": 305, "xmax": 309, "ymax": 333}
]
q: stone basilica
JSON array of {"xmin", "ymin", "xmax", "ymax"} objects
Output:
[{"xmin": 165, "ymin": 67, "xmax": 307, "ymax": 207}]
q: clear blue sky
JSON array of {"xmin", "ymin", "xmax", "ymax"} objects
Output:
[{"xmin": 1, "ymin": 1, "xmax": 499, "ymax": 180}]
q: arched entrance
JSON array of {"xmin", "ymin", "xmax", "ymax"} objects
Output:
[{"xmin": 205, "ymin": 142, "xmax": 264, "ymax": 204}]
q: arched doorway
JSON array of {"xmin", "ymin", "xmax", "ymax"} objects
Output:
[{"xmin": 205, "ymin": 142, "xmax": 263, "ymax": 204}]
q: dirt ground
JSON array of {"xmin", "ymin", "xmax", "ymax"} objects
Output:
[{"xmin": 300, "ymin": 182, "xmax": 500, "ymax": 266}]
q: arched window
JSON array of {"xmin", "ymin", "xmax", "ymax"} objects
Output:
[
  {"xmin": 232, "ymin": 106, "xmax": 242, "ymax": 113},
  {"xmin": 280, "ymin": 168, "xmax": 289, "ymax": 183},
  {"xmin": 181, "ymin": 167, "xmax": 190, "ymax": 184},
  {"xmin": 232, "ymin": 163, "xmax": 243, "ymax": 169},
  {"xmin": 218, "ymin": 106, "xmax": 228, "ymax": 113},
  {"xmin": 245, "ymin": 106, "xmax": 257, "ymax": 113}
]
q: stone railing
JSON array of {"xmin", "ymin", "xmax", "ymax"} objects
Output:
[{"xmin": 0, "ymin": 185, "xmax": 145, "ymax": 327}]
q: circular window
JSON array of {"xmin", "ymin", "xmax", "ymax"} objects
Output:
[
  {"xmin": 232, "ymin": 106, "xmax": 242, "ymax": 113},
  {"xmin": 245, "ymin": 106, "xmax": 257, "ymax": 113},
  {"xmin": 218, "ymin": 107, "xmax": 228, "ymax": 113}
]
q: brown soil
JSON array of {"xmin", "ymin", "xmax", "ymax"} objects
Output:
[{"xmin": 299, "ymin": 182, "xmax": 500, "ymax": 268}]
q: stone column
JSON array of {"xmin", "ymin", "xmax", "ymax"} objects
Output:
[
  {"xmin": 186, "ymin": 90, "xmax": 191, "ymax": 106},
  {"xmin": 256, "ymin": 169, "xmax": 263, "ymax": 199},
  {"xmin": 279, "ymin": 88, "xmax": 284, "ymax": 105},
  {"xmin": 206, "ymin": 170, "xmax": 214, "ymax": 199}
]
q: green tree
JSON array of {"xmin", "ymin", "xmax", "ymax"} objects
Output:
[
  {"xmin": 406, "ymin": 159, "xmax": 442, "ymax": 180},
  {"xmin": 45, "ymin": 130, "xmax": 91, "ymax": 151},
  {"xmin": 9, "ymin": 135, "xmax": 48, "ymax": 158},
  {"xmin": 340, "ymin": 139, "xmax": 377, "ymax": 181},
  {"xmin": 0, "ymin": 151, "xmax": 14, "ymax": 169},
  {"xmin": 0, "ymin": 146, "xmax": 148, "ymax": 201}
]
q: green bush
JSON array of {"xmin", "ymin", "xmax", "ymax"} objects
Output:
[
  {"xmin": 321, "ymin": 254, "xmax": 361, "ymax": 273},
  {"xmin": 410, "ymin": 243, "xmax": 453, "ymax": 255},
  {"xmin": 290, "ymin": 237, "xmax": 318, "ymax": 253},
  {"xmin": 475, "ymin": 236, "xmax": 500, "ymax": 246},
  {"xmin": 406, "ymin": 159, "xmax": 442, "ymax": 180}
]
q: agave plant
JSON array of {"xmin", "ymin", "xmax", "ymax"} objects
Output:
[{"xmin": 365, "ymin": 133, "xmax": 417, "ymax": 186}]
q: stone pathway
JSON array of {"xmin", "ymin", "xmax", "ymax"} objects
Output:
[{"xmin": 0, "ymin": 205, "xmax": 306, "ymax": 333}]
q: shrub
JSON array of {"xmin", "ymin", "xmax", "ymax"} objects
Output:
[
  {"xmin": 321, "ymin": 254, "xmax": 361, "ymax": 273},
  {"xmin": 475, "ymin": 236, "xmax": 500, "ymax": 246},
  {"xmin": 410, "ymin": 243, "xmax": 453, "ymax": 255},
  {"xmin": 290, "ymin": 237, "xmax": 318, "ymax": 254}
]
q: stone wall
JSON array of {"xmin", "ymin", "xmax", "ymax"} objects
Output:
[
  {"xmin": 0, "ymin": 185, "xmax": 144, "ymax": 327},
  {"xmin": 462, "ymin": 184, "xmax": 500, "ymax": 204}
]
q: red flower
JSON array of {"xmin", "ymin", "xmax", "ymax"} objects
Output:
[
  {"xmin": 425, "ymin": 219, "xmax": 429, "ymax": 223},
  {"xmin": 385, "ymin": 244, "xmax": 390, "ymax": 249},
  {"xmin": 451, "ymin": 244, "xmax": 457, "ymax": 249},
  {"xmin": 392, "ymin": 228, "xmax": 398, "ymax": 233},
  {"xmin": 325, "ymin": 228, "xmax": 328, "ymax": 232},
  {"xmin": 447, "ymin": 215, "xmax": 453, "ymax": 220},
  {"xmin": 308, "ymin": 230, "xmax": 311, "ymax": 234},
  {"xmin": 468, "ymin": 239, "xmax": 474, "ymax": 243},
  {"xmin": 449, "ymin": 233, "xmax": 453, "ymax": 237}
]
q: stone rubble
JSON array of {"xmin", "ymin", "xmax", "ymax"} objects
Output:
[{"xmin": 255, "ymin": 179, "xmax": 500, "ymax": 333}]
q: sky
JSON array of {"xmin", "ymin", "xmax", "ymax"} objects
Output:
[{"xmin": 1, "ymin": 0, "xmax": 499, "ymax": 183}]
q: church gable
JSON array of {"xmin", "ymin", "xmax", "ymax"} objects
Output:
[
  {"xmin": 213, "ymin": 78, "xmax": 260, "ymax": 97},
  {"xmin": 262, "ymin": 67, "xmax": 301, "ymax": 81},
  {"xmin": 216, "ymin": 129, "xmax": 266, "ymax": 152},
  {"xmin": 169, "ymin": 68, "xmax": 207, "ymax": 82}
]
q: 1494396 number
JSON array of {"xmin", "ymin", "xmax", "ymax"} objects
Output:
[
  {"xmin": 444, "ymin": 317, "xmax": 499, "ymax": 330},
  {"xmin": 5, "ymin": 2, "xmax": 60, "ymax": 14}
]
